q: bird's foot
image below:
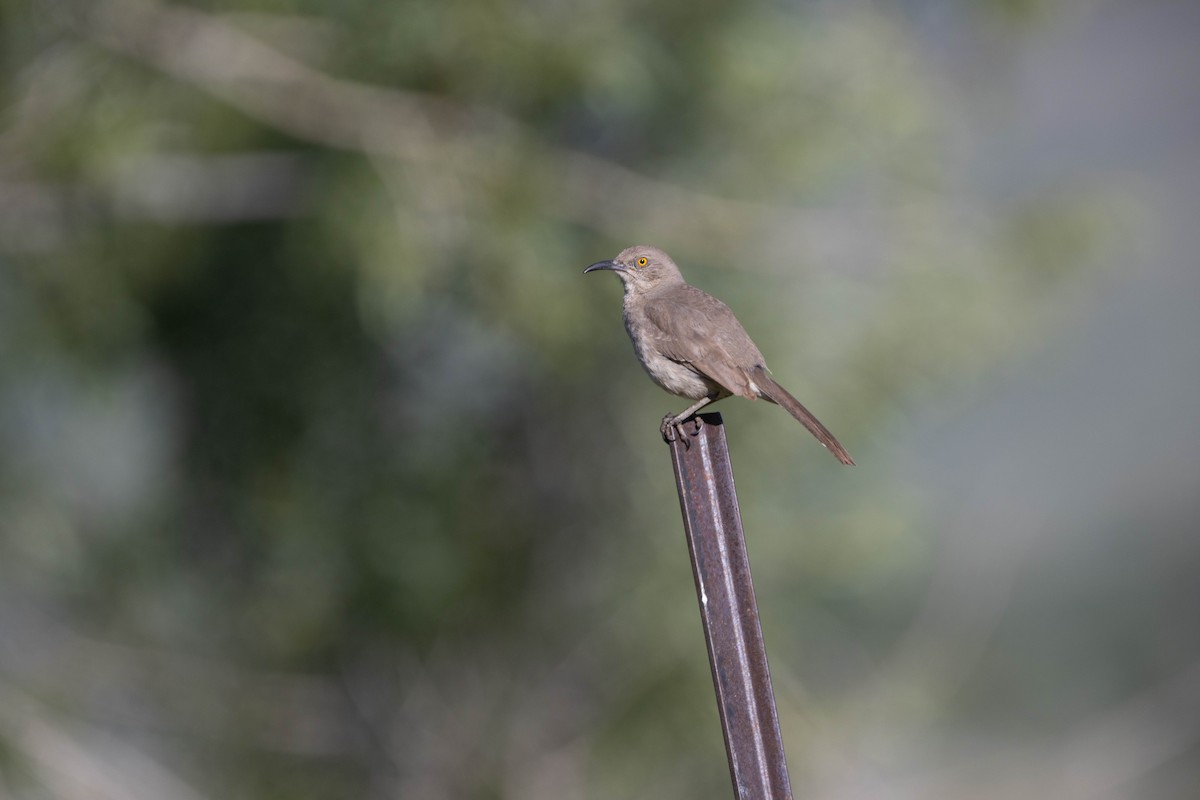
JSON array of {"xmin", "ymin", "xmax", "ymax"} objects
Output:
[{"xmin": 661, "ymin": 413, "xmax": 698, "ymax": 447}]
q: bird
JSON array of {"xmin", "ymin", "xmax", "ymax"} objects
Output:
[{"xmin": 584, "ymin": 244, "xmax": 854, "ymax": 465}]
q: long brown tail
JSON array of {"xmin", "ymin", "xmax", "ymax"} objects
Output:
[{"xmin": 753, "ymin": 368, "xmax": 855, "ymax": 465}]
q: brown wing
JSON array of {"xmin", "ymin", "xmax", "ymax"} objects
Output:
[{"xmin": 642, "ymin": 285, "xmax": 765, "ymax": 400}]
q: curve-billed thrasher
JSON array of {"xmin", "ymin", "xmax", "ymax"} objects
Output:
[{"xmin": 585, "ymin": 244, "xmax": 854, "ymax": 465}]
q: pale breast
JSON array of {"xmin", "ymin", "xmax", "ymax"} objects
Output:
[
  {"xmin": 623, "ymin": 298, "xmax": 716, "ymax": 400},
  {"xmin": 639, "ymin": 345, "xmax": 714, "ymax": 398}
]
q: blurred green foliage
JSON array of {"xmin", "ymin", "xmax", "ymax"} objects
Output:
[{"xmin": 0, "ymin": 1, "xmax": 1112, "ymax": 798}]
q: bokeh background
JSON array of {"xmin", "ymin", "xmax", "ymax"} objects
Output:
[{"xmin": 2, "ymin": 0, "xmax": 1198, "ymax": 798}]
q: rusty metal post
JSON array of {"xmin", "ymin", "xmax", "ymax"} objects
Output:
[{"xmin": 668, "ymin": 412, "xmax": 793, "ymax": 800}]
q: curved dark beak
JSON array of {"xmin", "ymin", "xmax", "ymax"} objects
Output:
[{"xmin": 584, "ymin": 259, "xmax": 624, "ymax": 274}]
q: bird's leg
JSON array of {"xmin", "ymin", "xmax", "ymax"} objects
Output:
[{"xmin": 660, "ymin": 393, "xmax": 719, "ymax": 446}]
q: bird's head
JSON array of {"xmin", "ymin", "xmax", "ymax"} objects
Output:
[{"xmin": 584, "ymin": 245, "xmax": 684, "ymax": 293}]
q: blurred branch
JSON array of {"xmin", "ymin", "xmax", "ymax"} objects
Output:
[
  {"xmin": 0, "ymin": 154, "xmax": 311, "ymax": 251},
  {"xmin": 76, "ymin": 0, "xmax": 876, "ymax": 262},
  {"xmin": 79, "ymin": 0, "xmax": 492, "ymax": 160},
  {"xmin": 0, "ymin": 681, "xmax": 211, "ymax": 800},
  {"xmin": 106, "ymin": 151, "xmax": 313, "ymax": 222}
]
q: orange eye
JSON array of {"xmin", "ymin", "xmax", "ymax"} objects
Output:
[{"xmin": 637, "ymin": 257, "xmax": 648, "ymax": 266}]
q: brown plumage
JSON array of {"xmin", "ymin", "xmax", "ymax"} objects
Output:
[{"xmin": 585, "ymin": 244, "xmax": 854, "ymax": 465}]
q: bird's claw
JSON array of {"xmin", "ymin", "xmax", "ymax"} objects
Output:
[
  {"xmin": 660, "ymin": 414, "xmax": 677, "ymax": 444},
  {"xmin": 661, "ymin": 414, "xmax": 696, "ymax": 447}
]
